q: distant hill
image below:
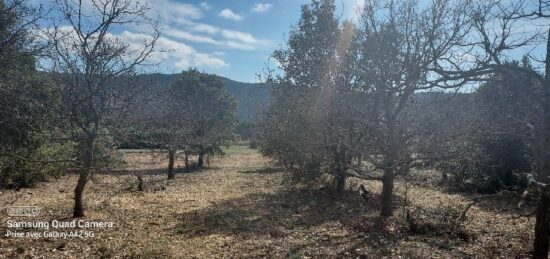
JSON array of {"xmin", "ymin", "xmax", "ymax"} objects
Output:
[
  {"xmin": 137, "ymin": 73, "xmax": 474, "ymax": 124},
  {"xmin": 140, "ymin": 73, "xmax": 270, "ymax": 123},
  {"xmin": 222, "ymin": 78, "xmax": 271, "ymax": 122}
]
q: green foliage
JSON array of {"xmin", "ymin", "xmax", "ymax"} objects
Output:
[
  {"xmin": 438, "ymin": 60, "xmax": 542, "ymax": 192},
  {"xmin": 137, "ymin": 69, "xmax": 238, "ymax": 156},
  {"xmin": 258, "ymin": 0, "xmax": 342, "ymax": 177},
  {"xmin": 0, "ymin": 131, "xmax": 74, "ymax": 188},
  {"xmin": 73, "ymin": 128, "xmax": 122, "ymax": 170},
  {"xmin": 0, "ymin": 0, "xmax": 72, "ymax": 188}
]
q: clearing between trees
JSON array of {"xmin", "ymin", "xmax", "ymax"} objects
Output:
[{"xmin": 0, "ymin": 144, "xmax": 536, "ymax": 258}]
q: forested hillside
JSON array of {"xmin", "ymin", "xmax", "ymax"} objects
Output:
[{"xmin": 141, "ymin": 73, "xmax": 270, "ymax": 123}]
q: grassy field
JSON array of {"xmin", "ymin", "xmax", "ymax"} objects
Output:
[{"xmin": 0, "ymin": 144, "xmax": 537, "ymax": 258}]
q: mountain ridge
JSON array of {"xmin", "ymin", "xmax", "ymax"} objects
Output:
[{"xmin": 141, "ymin": 73, "xmax": 270, "ymax": 123}]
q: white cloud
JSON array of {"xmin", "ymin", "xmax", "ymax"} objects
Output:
[
  {"xmin": 251, "ymin": 3, "xmax": 273, "ymax": 13},
  {"xmin": 119, "ymin": 31, "xmax": 228, "ymax": 69},
  {"xmin": 218, "ymin": 9, "xmax": 243, "ymax": 21},
  {"xmin": 151, "ymin": 0, "xmax": 202, "ymax": 22},
  {"xmin": 136, "ymin": 1, "xmax": 267, "ymax": 51},
  {"xmin": 165, "ymin": 28, "xmax": 220, "ymax": 45},
  {"xmin": 164, "ymin": 27, "xmax": 269, "ymax": 51},
  {"xmin": 190, "ymin": 23, "xmax": 220, "ymax": 35},
  {"xmin": 193, "ymin": 53, "xmax": 228, "ymax": 67},
  {"xmin": 168, "ymin": 18, "xmax": 220, "ymax": 35},
  {"xmin": 200, "ymin": 2, "xmax": 211, "ymax": 10},
  {"xmin": 225, "ymin": 41, "xmax": 256, "ymax": 50},
  {"xmin": 221, "ymin": 30, "xmax": 258, "ymax": 44},
  {"xmin": 220, "ymin": 29, "xmax": 271, "ymax": 50}
]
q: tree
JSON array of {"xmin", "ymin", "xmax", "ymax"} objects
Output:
[
  {"xmin": 340, "ymin": 0, "xmax": 472, "ymax": 216},
  {"xmin": 435, "ymin": 60, "xmax": 542, "ymax": 192},
  {"xmin": 0, "ymin": 0, "xmax": 73, "ymax": 188},
  {"xmin": 140, "ymin": 69, "xmax": 237, "ymax": 179},
  {"xmin": 431, "ymin": 1, "xmax": 550, "ymax": 256},
  {"xmin": 44, "ymin": 0, "xmax": 158, "ymax": 217},
  {"xmin": 259, "ymin": 0, "xmax": 348, "ymax": 184},
  {"xmin": 260, "ymin": 0, "xmax": 470, "ymax": 213}
]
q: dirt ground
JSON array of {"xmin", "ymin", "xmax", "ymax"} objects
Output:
[{"xmin": 0, "ymin": 145, "xmax": 537, "ymax": 258}]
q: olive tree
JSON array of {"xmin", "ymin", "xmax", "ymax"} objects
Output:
[
  {"xmin": 44, "ymin": 0, "xmax": 158, "ymax": 217},
  {"xmin": 140, "ymin": 69, "xmax": 237, "ymax": 179}
]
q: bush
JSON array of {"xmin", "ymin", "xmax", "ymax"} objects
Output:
[
  {"xmin": 0, "ymin": 131, "xmax": 74, "ymax": 189},
  {"xmin": 438, "ymin": 61, "xmax": 539, "ymax": 193},
  {"xmin": 438, "ymin": 134, "xmax": 531, "ymax": 192}
]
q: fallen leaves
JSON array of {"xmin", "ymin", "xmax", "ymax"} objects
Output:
[{"xmin": 0, "ymin": 146, "xmax": 537, "ymax": 258}]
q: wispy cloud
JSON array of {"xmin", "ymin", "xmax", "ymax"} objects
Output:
[
  {"xmin": 151, "ymin": 0, "xmax": 202, "ymax": 22},
  {"xmin": 251, "ymin": 3, "xmax": 273, "ymax": 13},
  {"xmin": 115, "ymin": 31, "xmax": 229, "ymax": 68},
  {"xmin": 164, "ymin": 26, "xmax": 270, "ymax": 51},
  {"xmin": 190, "ymin": 23, "xmax": 220, "ymax": 35},
  {"xmin": 218, "ymin": 9, "xmax": 243, "ymax": 21},
  {"xmin": 221, "ymin": 29, "xmax": 271, "ymax": 50},
  {"xmin": 200, "ymin": 2, "xmax": 211, "ymax": 10},
  {"xmin": 225, "ymin": 41, "xmax": 257, "ymax": 51},
  {"xmin": 39, "ymin": 26, "xmax": 228, "ymax": 70},
  {"xmin": 221, "ymin": 30, "xmax": 259, "ymax": 44},
  {"xmin": 143, "ymin": 1, "xmax": 269, "ymax": 51},
  {"xmin": 165, "ymin": 28, "xmax": 220, "ymax": 45},
  {"xmin": 141, "ymin": 34, "xmax": 228, "ymax": 69}
]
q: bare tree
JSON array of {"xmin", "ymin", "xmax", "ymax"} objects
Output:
[
  {"xmin": 343, "ymin": 0, "xmax": 472, "ymax": 217},
  {"xmin": 44, "ymin": 0, "xmax": 158, "ymax": 217},
  {"xmin": 432, "ymin": 1, "xmax": 550, "ymax": 257}
]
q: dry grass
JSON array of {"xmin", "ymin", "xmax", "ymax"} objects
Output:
[{"xmin": 0, "ymin": 146, "xmax": 537, "ymax": 258}]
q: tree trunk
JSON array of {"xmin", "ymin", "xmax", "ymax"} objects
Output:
[
  {"xmin": 184, "ymin": 152, "xmax": 190, "ymax": 173},
  {"xmin": 532, "ymin": 29, "xmax": 550, "ymax": 259},
  {"xmin": 441, "ymin": 172, "xmax": 448, "ymax": 185},
  {"xmin": 381, "ymin": 123, "xmax": 397, "ymax": 217},
  {"xmin": 167, "ymin": 149, "xmax": 176, "ymax": 180},
  {"xmin": 73, "ymin": 136, "xmax": 94, "ymax": 218},
  {"xmin": 336, "ymin": 174, "xmax": 346, "ymax": 193},
  {"xmin": 197, "ymin": 152, "xmax": 204, "ymax": 168},
  {"xmin": 137, "ymin": 175, "xmax": 144, "ymax": 191},
  {"xmin": 533, "ymin": 191, "xmax": 550, "ymax": 259},
  {"xmin": 334, "ymin": 146, "xmax": 347, "ymax": 193},
  {"xmin": 380, "ymin": 168, "xmax": 395, "ymax": 217}
]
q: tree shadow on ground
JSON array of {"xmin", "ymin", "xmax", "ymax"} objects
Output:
[
  {"xmin": 238, "ymin": 167, "xmax": 283, "ymax": 174},
  {"xmin": 172, "ymin": 185, "xmax": 405, "ymax": 257},
  {"xmin": 466, "ymin": 192, "xmax": 536, "ymax": 216},
  {"xmin": 100, "ymin": 165, "xmax": 209, "ymax": 176},
  {"xmin": 174, "ymin": 185, "xmax": 404, "ymax": 237}
]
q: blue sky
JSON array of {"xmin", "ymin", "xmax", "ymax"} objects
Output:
[
  {"xmin": 138, "ymin": 0, "xmax": 366, "ymax": 82},
  {"xmin": 34, "ymin": 0, "xmax": 549, "ymax": 83},
  {"xmin": 34, "ymin": 0, "xmax": 367, "ymax": 82}
]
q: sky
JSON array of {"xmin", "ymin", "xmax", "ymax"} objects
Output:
[
  {"xmin": 32, "ymin": 0, "xmax": 549, "ymax": 83},
  {"xmin": 33, "ymin": 0, "xmax": 367, "ymax": 83}
]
